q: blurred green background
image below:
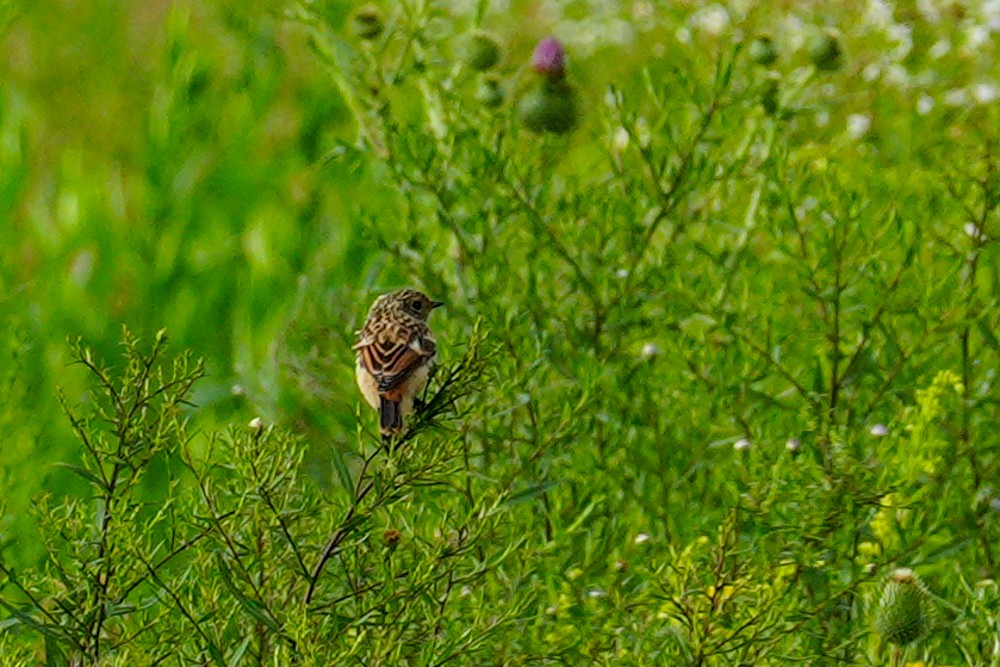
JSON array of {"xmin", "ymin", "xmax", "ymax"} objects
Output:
[{"xmin": 0, "ymin": 0, "xmax": 691, "ymax": 564}]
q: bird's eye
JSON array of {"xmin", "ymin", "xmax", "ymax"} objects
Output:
[{"xmin": 410, "ymin": 299, "xmax": 423, "ymax": 311}]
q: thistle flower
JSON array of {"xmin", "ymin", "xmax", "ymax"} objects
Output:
[
  {"xmin": 519, "ymin": 37, "xmax": 579, "ymax": 134},
  {"xmin": 531, "ymin": 37, "xmax": 566, "ymax": 78},
  {"xmin": 875, "ymin": 568, "xmax": 930, "ymax": 647}
]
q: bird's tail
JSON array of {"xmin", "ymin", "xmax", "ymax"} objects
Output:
[{"xmin": 379, "ymin": 397, "xmax": 402, "ymax": 435}]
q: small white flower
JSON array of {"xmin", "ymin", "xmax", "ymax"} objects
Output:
[
  {"xmin": 604, "ymin": 87, "xmax": 623, "ymax": 109},
  {"xmin": 944, "ymin": 88, "xmax": 970, "ymax": 107},
  {"xmin": 887, "ymin": 23, "xmax": 913, "ymax": 60},
  {"xmin": 986, "ymin": 0, "xmax": 1000, "ymax": 29},
  {"xmin": 847, "ymin": 113, "xmax": 873, "ymax": 139},
  {"xmin": 460, "ymin": 585, "xmax": 472, "ymax": 597},
  {"xmin": 249, "ymin": 417, "xmax": 263, "ymax": 430},
  {"xmin": 588, "ymin": 589, "xmax": 606, "ymax": 598},
  {"xmin": 884, "ymin": 63, "xmax": 910, "ymax": 88},
  {"xmin": 734, "ymin": 437, "xmax": 751, "ymax": 451},
  {"xmin": 632, "ymin": 1, "xmax": 654, "ymax": 21},
  {"xmin": 866, "ymin": 0, "xmax": 893, "ymax": 28},
  {"xmin": 917, "ymin": 0, "xmax": 939, "ymax": 21},
  {"xmin": 641, "ymin": 342, "xmax": 661, "ymax": 359},
  {"xmin": 231, "ymin": 384, "xmax": 246, "ymax": 396},
  {"xmin": 928, "ymin": 38, "xmax": 951, "ymax": 59},
  {"xmin": 917, "ymin": 95, "xmax": 934, "ymax": 115},
  {"xmin": 634, "ymin": 116, "xmax": 651, "ymax": 149},
  {"xmin": 869, "ymin": 423, "xmax": 889, "ymax": 437},
  {"xmin": 973, "ymin": 82, "xmax": 1000, "ymax": 105},
  {"xmin": 691, "ymin": 4, "xmax": 731, "ymax": 37},
  {"xmin": 783, "ymin": 15, "xmax": 807, "ymax": 51},
  {"xmin": 965, "ymin": 222, "xmax": 986, "ymax": 241},
  {"xmin": 965, "ymin": 24, "xmax": 991, "ymax": 50},
  {"xmin": 545, "ymin": 604, "xmax": 559, "ymax": 615},
  {"xmin": 615, "ymin": 268, "xmax": 629, "ymax": 279},
  {"xmin": 634, "ymin": 533, "xmax": 651, "ymax": 545},
  {"xmin": 862, "ymin": 63, "xmax": 882, "ymax": 82},
  {"xmin": 613, "ymin": 126, "xmax": 630, "ymax": 153},
  {"xmin": 785, "ymin": 437, "xmax": 801, "ymax": 452}
]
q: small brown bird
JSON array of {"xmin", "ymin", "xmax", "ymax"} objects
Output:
[{"xmin": 354, "ymin": 289, "xmax": 443, "ymax": 436}]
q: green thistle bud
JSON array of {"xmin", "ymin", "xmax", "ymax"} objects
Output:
[
  {"xmin": 518, "ymin": 79, "xmax": 579, "ymax": 134},
  {"xmin": 476, "ymin": 75, "xmax": 504, "ymax": 109},
  {"xmin": 464, "ymin": 31, "xmax": 502, "ymax": 72},
  {"xmin": 351, "ymin": 5, "xmax": 383, "ymax": 40},
  {"xmin": 761, "ymin": 74, "xmax": 780, "ymax": 115},
  {"xmin": 748, "ymin": 36, "xmax": 778, "ymax": 66},
  {"xmin": 875, "ymin": 568, "xmax": 929, "ymax": 647},
  {"xmin": 807, "ymin": 30, "xmax": 843, "ymax": 71}
]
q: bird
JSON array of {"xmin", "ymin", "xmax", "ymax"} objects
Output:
[{"xmin": 354, "ymin": 289, "xmax": 443, "ymax": 437}]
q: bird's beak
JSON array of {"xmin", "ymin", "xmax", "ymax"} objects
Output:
[{"xmin": 430, "ymin": 300, "xmax": 445, "ymax": 309}]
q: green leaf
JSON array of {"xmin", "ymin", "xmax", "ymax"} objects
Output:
[
  {"xmin": 330, "ymin": 446, "xmax": 354, "ymax": 495},
  {"xmin": 50, "ymin": 462, "xmax": 106, "ymax": 489},
  {"xmin": 228, "ymin": 635, "xmax": 254, "ymax": 667},
  {"xmin": 215, "ymin": 555, "xmax": 281, "ymax": 632},
  {"xmin": 44, "ymin": 635, "xmax": 69, "ymax": 667},
  {"xmin": 505, "ymin": 481, "xmax": 558, "ymax": 506},
  {"xmin": 206, "ymin": 640, "xmax": 227, "ymax": 667},
  {"xmin": 977, "ymin": 316, "xmax": 1000, "ymax": 356}
]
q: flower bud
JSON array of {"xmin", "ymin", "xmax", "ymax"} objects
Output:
[
  {"xmin": 518, "ymin": 78, "xmax": 579, "ymax": 134},
  {"xmin": 748, "ymin": 36, "xmax": 778, "ymax": 66},
  {"xmin": 875, "ymin": 568, "xmax": 929, "ymax": 647},
  {"xmin": 351, "ymin": 5, "xmax": 383, "ymax": 40},
  {"xmin": 807, "ymin": 30, "xmax": 843, "ymax": 71},
  {"xmin": 761, "ymin": 74, "xmax": 780, "ymax": 115},
  {"xmin": 464, "ymin": 31, "xmax": 502, "ymax": 71},
  {"xmin": 476, "ymin": 75, "xmax": 504, "ymax": 109},
  {"xmin": 531, "ymin": 37, "xmax": 566, "ymax": 79}
]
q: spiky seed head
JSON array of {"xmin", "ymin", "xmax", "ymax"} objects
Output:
[
  {"xmin": 807, "ymin": 30, "xmax": 843, "ymax": 71},
  {"xmin": 875, "ymin": 568, "xmax": 929, "ymax": 647},
  {"xmin": 476, "ymin": 75, "xmax": 504, "ymax": 109},
  {"xmin": 351, "ymin": 5, "xmax": 383, "ymax": 40},
  {"xmin": 748, "ymin": 36, "xmax": 778, "ymax": 66},
  {"xmin": 464, "ymin": 31, "xmax": 502, "ymax": 71},
  {"xmin": 518, "ymin": 78, "xmax": 579, "ymax": 134}
]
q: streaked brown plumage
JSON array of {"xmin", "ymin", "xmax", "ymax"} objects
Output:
[{"xmin": 354, "ymin": 289, "xmax": 443, "ymax": 435}]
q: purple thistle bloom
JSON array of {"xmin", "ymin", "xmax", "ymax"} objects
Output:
[{"xmin": 532, "ymin": 37, "xmax": 566, "ymax": 78}]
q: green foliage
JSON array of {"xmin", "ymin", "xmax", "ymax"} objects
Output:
[{"xmin": 2, "ymin": 0, "xmax": 1000, "ymax": 665}]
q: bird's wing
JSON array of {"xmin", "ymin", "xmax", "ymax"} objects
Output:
[{"xmin": 356, "ymin": 333, "xmax": 436, "ymax": 394}]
